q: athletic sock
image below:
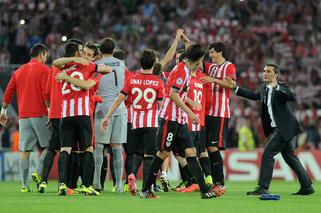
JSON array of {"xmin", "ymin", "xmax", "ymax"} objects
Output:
[
  {"xmin": 79, "ymin": 152, "xmax": 84, "ymax": 183},
  {"xmin": 209, "ymin": 150, "xmax": 225, "ymax": 185},
  {"xmin": 93, "ymin": 143, "xmax": 104, "ymax": 189},
  {"xmin": 112, "ymin": 146, "xmax": 123, "ymax": 190},
  {"xmin": 186, "ymin": 156, "xmax": 209, "ymax": 193},
  {"xmin": 100, "ymin": 155, "xmax": 108, "ymax": 189},
  {"xmin": 142, "ymin": 156, "xmax": 163, "ymax": 192},
  {"xmin": 178, "ymin": 163, "xmax": 187, "ymax": 183},
  {"xmin": 58, "ymin": 151, "xmax": 70, "ymax": 184},
  {"xmin": 124, "ymin": 154, "xmax": 133, "ymax": 184},
  {"xmin": 131, "ymin": 154, "xmax": 143, "ymax": 176},
  {"xmin": 142, "ymin": 156, "xmax": 153, "ymax": 189},
  {"xmin": 182, "ymin": 164, "xmax": 195, "ymax": 185},
  {"xmin": 42, "ymin": 149, "xmax": 56, "ymax": 183},
  {"xmin": 68, "ymin": 152, "xmax": 80, "ymax": 189},
  {"xmin": 37, "ymin": 149, "xmax": 48, "ymax": 178},
  {"xmin": 82, "ymin": 151, "xmax": 95, "ymax": 187},
  {"xmin": 20, "ymin": 158, "xmax": 29, "ymax": 188},
  {"xmin": 199, "ymin": 157, "xmax": 211, "ymax": 177},
  {"xmin": 109, "ymin": 154, "xmax": 116, "ymax": 186}
]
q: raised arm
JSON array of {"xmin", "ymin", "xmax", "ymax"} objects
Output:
[
  {"xmin": 224, "ymin": 76, "xmax": 261, "ymax": 101},
  {"xmin": 159, "ymin": 29, "xmax": 183, "ymax": 68}
]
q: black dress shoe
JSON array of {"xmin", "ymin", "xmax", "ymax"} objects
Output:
[
  {"xmin": 246, "ymin": 186, "xmax": 270, "ymax": 195},
  {"xmin": 292, "ymin": 186, "xmax": 315, "ymax": 195}
]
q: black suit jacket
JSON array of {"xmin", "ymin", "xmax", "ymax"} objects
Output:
[{"xmin": 236, "ymin": 83, "xmax": 301, "ymax": 141}]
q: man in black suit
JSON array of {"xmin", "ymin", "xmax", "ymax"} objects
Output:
[{"xmin": 225, "ymin": 63, "xmax": 314, "ymax": 195}]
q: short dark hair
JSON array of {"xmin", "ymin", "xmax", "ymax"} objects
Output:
[
  {"xmin": 139, "ymin": 49, "xmax": 157, "ymax": 70},
  {"xmin": 178, "ymin": 51, "xmax": 187, "ymax": 62},
  {"xmin": 152, "ymin": 63, "xmax": 162, "ymax": 76},
  {"xmin": 66, "ymin": 38, "xmax": 83, "ymax": 46},
  {"xmin": 29, "ymin": 43, "xmax": 48, "ymax": 58},
  {"xmin": 185, "ymin": 44, "xmax": 205, "ymax": 62},
  {"xmin": 266, "ymin": 63, "xmax": 280, "ymax": 75},
  {"xmin": 64, "ymin": 42, "xmax": 79, "ymax": 57},
  {"xmin": 100, "ymin": 37, "xmax": 116, "ymax": 54},
  {"xmin": 113, "ymin": 50, "xmax": 126, "ymax": 61},
  {"xmin": 209, "ymin": 42, "xmax": 228, "ymax": 59},
  {"xmin": 84, "ymin": 42, "xmax": 99, "ymax": 57}
]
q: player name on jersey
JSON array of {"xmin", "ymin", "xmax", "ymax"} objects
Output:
[{"xmin": 130, "ymin": 79, "xmax": 161, "ymax": 86}]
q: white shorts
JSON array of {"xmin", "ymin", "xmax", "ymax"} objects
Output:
[
  {"xmin": 94, "ymin": 114, "xmax": 127, "ymax": 144},
  {"xmin": 19, "ymin": 117, "xmax": 51, "ymax": 151}
]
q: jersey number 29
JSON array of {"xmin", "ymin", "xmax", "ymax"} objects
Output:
[{"xmin": 132, "ymin": 87, "xmax": 156, "ymax": 109}]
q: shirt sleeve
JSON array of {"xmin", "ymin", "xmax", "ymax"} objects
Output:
[
  {"xmin": 157, "ymin": 80, "xmax": 164, "ymax": 100},
  {"xmin": 89, "ymin": 72, "xmax": 102, "ymax": 84},
  {"xmin": 226, "ymin": 63, "xmax": 236, "ymax": 80},
  {"xmin": 3, "ymin": 73, "xmax": 17, "ymax": 104},
  {"xmin": 120, "ymin": 76, "xmax": 131, "ymax": 96},
  {"xmin": 170, "ymin": 68, "xmax": 186, "ymax": 92},
  {"xmin": 88, "ymin": 63, "xmax": 98, "ymax": 74}
]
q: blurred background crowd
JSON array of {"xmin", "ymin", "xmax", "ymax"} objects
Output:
[{"xmin": 0, "ymin": 0, "xmax": 320, "ymax": 151}]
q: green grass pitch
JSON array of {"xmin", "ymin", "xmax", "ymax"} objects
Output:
[{"xmin": 0, "ymin": 181, "xmax": 319, "ymax": 213}]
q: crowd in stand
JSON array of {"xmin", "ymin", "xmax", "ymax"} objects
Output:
[{"xmin": 0, "ymin": 0, "xmax": 320, "ymax": 149}]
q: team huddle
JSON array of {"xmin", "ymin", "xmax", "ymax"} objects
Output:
[{"xmin": 0, "ymin": 29, "xmax": 237, "ymax": 199}]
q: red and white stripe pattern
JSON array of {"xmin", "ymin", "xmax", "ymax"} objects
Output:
[
  {"xmin": 187, "ymin": 117, "xmax": 201, "ymax": 132},
  {"xmin": 206, "ymin": 61, "xmax": 235, "ymax": 118},
  {"xmin": 132, "ymin": 109, "xmax": 159, "ymax": 129},
  {"xmin": 127, "ymin": 105, "xmax": 133, "ymax": 123},
  {"xmin": 62, "ymin": 95, "xmax": 90, "ymax": 118},
  {"xmin": 159, "ymin": 63, "xmax": 190, "ymax": 124}
]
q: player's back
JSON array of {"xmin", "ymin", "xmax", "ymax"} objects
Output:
[
  {"xmin": 129, "ymin": 73, "xmax": 164, "ymax": 111},
  {"xmin": 123, "ymin": 73, "xmax": 164, "ymax": 129},
  {"xmin": 60, "ymin": 62, "xmax": 96, "ymax": 118},
  {"xmin": 95, "ymin": 56, "xmax": 126, "ymax": 117},
  {"xmin": 13, "ymin": 59, "xmax": 49, "ymax": 117}
]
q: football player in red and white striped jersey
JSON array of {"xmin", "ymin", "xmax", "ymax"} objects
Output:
[
  {"xmin": 100, "ymin": 49, "xmax": 164, "ymax": 196},
  {"xmin": 200, "ymin": 41, "xmax": 237, "ymax": 196},
  {"xmin": 53, "ymin": 42, "xmax": 111, "ymax": 196},
  {"xmin": 138, "ymin": 44, "xmax": 217, "ymax": 199}
]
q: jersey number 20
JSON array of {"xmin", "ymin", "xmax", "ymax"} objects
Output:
[{"xmin": 61, "ymin": 71, "xmax": 84, "ymax": 95}]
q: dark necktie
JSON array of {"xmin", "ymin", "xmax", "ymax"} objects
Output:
[{"xmin": 264, "ymin": 87, "xmax": 269, "ymax": 104}]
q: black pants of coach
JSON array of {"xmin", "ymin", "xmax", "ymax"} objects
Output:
[{"xmin": 258, "ymin": 128, "xmax": 312, "ymax": 190}]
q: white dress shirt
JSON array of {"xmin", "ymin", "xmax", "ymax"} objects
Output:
[{"xmin": 266, "ymin": 85, "xmax": 277, "ymax": 128}]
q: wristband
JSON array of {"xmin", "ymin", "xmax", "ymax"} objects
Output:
[{"xmin": 1, "ymin": 107, "xmax": 7, "ymax": 115}]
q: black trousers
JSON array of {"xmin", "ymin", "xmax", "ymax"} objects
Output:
[{"xmin": 258, "ymin": 128, "xmax": 312, "ymax": 189}]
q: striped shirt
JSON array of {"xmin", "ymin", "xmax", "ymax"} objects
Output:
[
  {"xmin": 159, "ymin": 62, "xmax": 190, "ymax": 124},
  {"xmin": 205, "ymin": 61, "xmax": 236, "ymax": 118},
  {"xmin": 186, "ymin": 71, "xmax": 206, "ymax": 131},
  {"xmin": 61, "ymin": 63, "xmax": 97, "ymax": 118},
  {"xmin": 121, "ymin": 73, "xmax": 164, "ymax": 129}
]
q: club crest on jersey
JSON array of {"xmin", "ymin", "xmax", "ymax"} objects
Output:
[{"xmin": 176, "ymin": 77, "xmax": 183, "ymax": 85}]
